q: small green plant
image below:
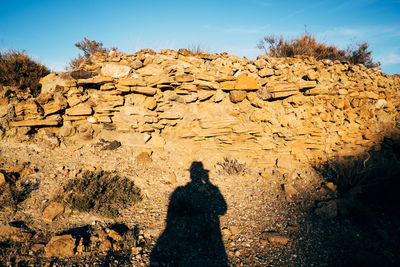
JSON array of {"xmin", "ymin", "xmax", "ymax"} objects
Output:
[
  {"xmin": 62, "ymin": 170, "xmax": 141, "ymax": 218},
  {"xmin": 0, "ymin": 50, "xmax": 50, "ymax": 96},
  {"xmin": 217, "ymin": 157, "xmax": 247, "ymax": 175},
  {"xmin": 257, "ymin": 33, "xmax": 380, "ymax": 68}
]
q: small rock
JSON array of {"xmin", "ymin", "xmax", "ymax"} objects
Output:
[
  {"xmin": 135, "ymin": 152, "xmax": 152, "ymax": 163},
  {"xmin": 260, "ymin": 231, "xmax": 289, "ymax": 245},
  {"xmin": 229, "ymin": 90, "xmax": 247, "ymax": 103},
  {"xmin": 45, "ymin": 235, "xmax": 76, "ymax": 257},
  {"xmin": 221, "ymin": 228, "xmax": 231, "ymax": 239},
  {"xmin": 230, "ymin": 226, "xmax": 240, "ymax": 235},
  {"xmin": 168, "ymin": 172, "xmax": 177, "ymax": 184},
  {"xmin": 324, "ymin": 182, "xmax": 337, "ymax": 192},
  {"xmin": 282, "ymin": 183, "xmax": 297, "ymax": 197},
  {"xmin": 0, "ymin": 172, "xmax": 5, "ymax": 187},
  {"xmin": 98, "ymin": 239, "xmax": 112, "ymax": 252},
  {"xmin": 213, "ymin": 90, "xmax": 224, "ymax": 102},
  {"xmin": 106, "ymin": 228, "xmax": 122, "ymax": 241},
  {"xmin": 7, "ymin": 164, "xmax": 24, "ymax": 173},
  {"xmin": 145, "ymin": 98, "xmax": 157, "ymax": 110},
  {"xmin": 59, "ymin": 121, "xmax": 75, "ymax": 137},
  {"xmin": 76, "ymin": 238, "xmax": 85, "ymax": 253},
  {"xmin": 41, "ymin": 202, "xmax": 65, "ymax": 223},
  {"xmin": 131, "ymin": 247, "xmax": 142, "ymax": 255},
  {"xmin": 0, "ymin": 224, "xmax": 33, "ymax": 242}
]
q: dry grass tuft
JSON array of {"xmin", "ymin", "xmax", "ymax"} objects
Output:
[
  {"xmin": 217, "ymin": 158, "xmax": 247, "ymax": 175},
  {"xmin": 62, "ymin": 170, "xmax": 141, "ymax": 218}
]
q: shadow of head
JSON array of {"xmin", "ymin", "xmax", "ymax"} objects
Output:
[{"xmin": 189, "ymin": 161, "xmax": 210, "ymax": 184}]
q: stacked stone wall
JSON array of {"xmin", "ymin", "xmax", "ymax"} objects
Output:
[{"xmin": 2, "ymin": 48, "xmax": 400, "ymax": 167}]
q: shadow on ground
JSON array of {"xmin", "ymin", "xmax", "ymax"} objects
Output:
[{"xmin": 150, "ymin": 161, "xmax": 229, "ymax": 266}]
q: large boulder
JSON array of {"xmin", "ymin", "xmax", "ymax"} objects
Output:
[{"xmin": 40, "ymin": 73, "xmax": 74, "ymax": 94}]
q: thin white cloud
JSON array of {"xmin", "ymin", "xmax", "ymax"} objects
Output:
[{"xmin": 379, "ymin": 53, "xmax": 400, "ymax": 65}]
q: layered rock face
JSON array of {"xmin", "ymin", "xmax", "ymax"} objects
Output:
[{"xmin": 2, "ymin": 49, "xmax": 400, "ymax": 167}]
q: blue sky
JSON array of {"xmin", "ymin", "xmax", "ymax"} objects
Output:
[{"xmin": 1, "ymin": 0, "xmax": 399, "ymax": 74}]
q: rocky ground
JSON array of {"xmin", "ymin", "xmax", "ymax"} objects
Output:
[{"xmin": 1, "ymin": 133, "xmax": 400, "ymax": 267}]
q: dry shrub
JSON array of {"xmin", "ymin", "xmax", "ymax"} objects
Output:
[
  {"xmin": 68, "ymin": 37, "xmax": 115, "ymax": 70},
  {"xmin": 62, "ymin": 170, "xmax": 141, "ymax": 218},
  {"xmin": 257, "ymin": 33, "xmax": 380, "ymax": 68},
  {"xmin": 217, "ymin": 158, "xmax": 247, "ymax": 175},
  {"xmin": 0, "ymin": 50, "xmax": 50, "ymax": 96}
]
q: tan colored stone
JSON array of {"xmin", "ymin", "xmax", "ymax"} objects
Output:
[
  {"xmin": 213, "ymin": 90, "xmax": 224, "ymax": 102},
  {"xmin": 41, "ymin": 202, "xmax": 64, "ymax": 223},
  {"xmin": 40, "ymin": 73, "xmax": 73, "ymax": 94},
  {"xmin": 168, "ymin": 172, "xmax": 177, "ymax": 184},
  {"xmin": 66, "ymin": 103, "xmax": 93, "ymax": 116},
  {"xmin": 198, "ymin": 91, "xmax": 214, "ymax": 101},
  {"xmin": 196, "ymin": 72, "xmax": 215, "ymax": 82},
  {"xmin": 175, "ymin": 74, "xmax": 194, "ymax": 83},
  {"xmin": 10, "ymin": 114, "xmax": 62, "ymax": 127},
  {"xmin": 364, "ymin": 91, "xmax": 379, "ymax": 99},
  {"xmin": 259, "ymin": 68, "xmax": 274, "ymax": 77},
  {"xmin": 145, "ymin": 98, "xmax": 157, "ymax": 110},
  {"xmin": 260, "ymin": 231, "xmax": 289, "ymax": 245},
  {"xmin": 270, "ymin": 91, "xmax": 300, "ymax": 99},
  {"xmin": 221, "ymin": 228, "xmax": 231, "ymax": 239},
  {"xmin": 118, "ymin": 78, "xmax": 146, "ymax": 86},
  {"xmin": 234, "ymin": 74, "xmax": 259, "ymax": 90},
  {"xmin": 43, "ymin": 93, "xmax": 68, "ymax": 116},
  {"xmin": 100, "ymin": 83, "xmax": 115, "ymax": 91},
  {"xmin": 0, "ymin": 172, "xmax": 5, "ymax": 187},
  {"xmin": 98, "ymin": 239, "xmax": 112, "ymax": 252},
  {"xmin": 77, "ymin": 76, "xmax": 113, "ymax": 85},
  {"xmin": 0, "ymin": 225, "xmax": 33, "ymax": 242},
  {"xmin": 135, "ymin": 152, "xmax": 152, "ymax": 163},
  {"xmin": 304, "ymin": 87, "xmax": 329, "ymax": 95},
  {"xmin": 106, "ymin": 228, "xmax": 122, "ymax": 241},
  {"xmin": 45, "ymin": 235, "xmax": 76, "ymax": 257},
  {"xmin": 325, "ymin": 182, "xmax": 337, "ymax": 192},
  {"xmin": 101, "ymin": 63, "xmax": 131, "ymax": 78},
  {"xmin": 14, "ymin": 99, "xmax": 42, "ymax": 119},
  {"xmin": 219, "ymin": 81, "xmax": 236, "ymax": 90},
  {"xmin": 229, "ymin": 90, "xmax": 247, "ymax": 103},
  {"xmin": 247, "ymin": 92, "xmax": 264, "ymax": 108},
  {"xmin": 283, "ymin": 183, "xmax": 297, "ymax": 197},
  {"xmin": 136, "ymin": 64, "xmax": 164, "ymax": 76},
  {"xmin": 266, "ymin": 80, "xmax": 316, "ymax": 93},
  {"xmin": 131, "ymin": 87, "xmax": 157, "ymax": 96},
  {"xmin": 194, "ymin": 80, "xmax": 219, "ymax": 90},
  {"xmin": 147, "ymin": 75, "xmax": 173, "ymax": 87}
]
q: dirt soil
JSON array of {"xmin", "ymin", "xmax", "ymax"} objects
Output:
[{"xmin": 1, "ymin": 135, "xmax": 400, "ymax": 266}]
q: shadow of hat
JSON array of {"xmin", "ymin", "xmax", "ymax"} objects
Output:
[{"xmin": 189, "ymin": 161, "xmax": 209, "ymax": 173}]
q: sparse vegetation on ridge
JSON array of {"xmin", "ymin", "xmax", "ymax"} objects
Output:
[
  {"xmin": 257, "ymin": 33, "xmax": 380, "ymax": 68},
  {"xmin": 68, "ymin": 37, "xmax": 115, "ymax": 70},
  {"xmin": 0, "ymin": 50, "xmax": 50, "ymax": 96}
]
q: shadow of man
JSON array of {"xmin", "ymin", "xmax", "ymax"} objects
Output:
[{"xmin": 150, "ymin": 161, "xmax": 229, "ymax": 266}]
